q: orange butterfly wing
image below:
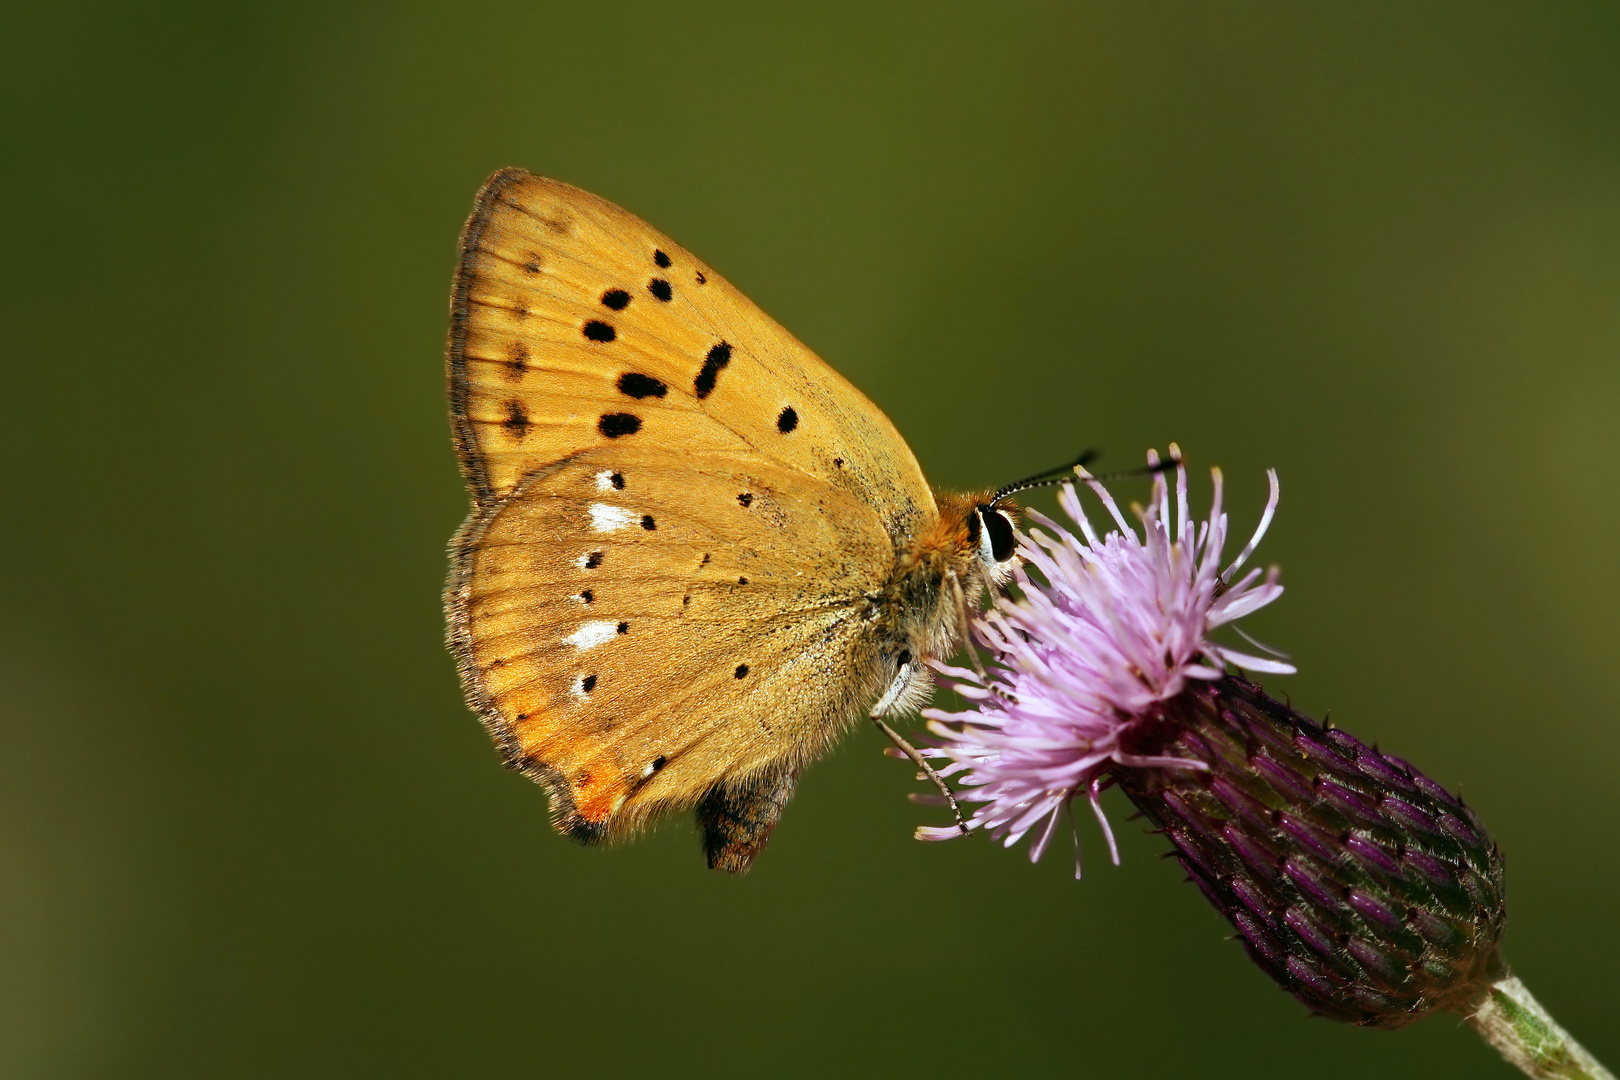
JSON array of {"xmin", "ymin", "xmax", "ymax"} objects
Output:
[
  {"xmin": 445, "ymin": 171, "xmax": 939, "ymax": 851},
  {"xmin": 449, "ymin": 170, "xmax": 932, "ymax": 529}
]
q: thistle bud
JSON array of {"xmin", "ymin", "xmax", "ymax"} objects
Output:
[{"xmin": 1116, "ymin": 675, "xmax": 1504, "ymax": 1026}]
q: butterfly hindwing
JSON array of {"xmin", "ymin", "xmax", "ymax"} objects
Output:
[
  {"xmin": 445, "ymin": 171, "xmax": 939, "ymax": 852},
  {"xmin": 450, "ymin": 449, "xmax": 895, "ymax": 840}
]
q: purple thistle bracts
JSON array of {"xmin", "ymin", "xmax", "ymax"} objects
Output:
[{"xmin": 1116, "ymin": 676, "xmax": 1505, "ymax": 1027}]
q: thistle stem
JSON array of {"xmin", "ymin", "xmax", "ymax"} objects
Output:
[{"xmin": 1462, "ymin": 973, "xmax": 1613, "ymax": 1080}]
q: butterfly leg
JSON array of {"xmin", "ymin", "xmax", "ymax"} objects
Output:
[
  {"xmin": 697, "ymin": 767, "xmax": 801, "ymax": 875},
  {"xmin": 947, "ymin": 568, "xmax": 1020, "ymax": 713},
  {"xmin": 869, "ymin": 715, "xmax": 969, "ymax": 836},
  {"xmin": 944, "ymin": 568, "xmax": 990, "ymax": 687}
]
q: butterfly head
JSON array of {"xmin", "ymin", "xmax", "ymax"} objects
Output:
[{"xmin": 953, "ymin": 448, "xmax": 1108, "ymax": 587}]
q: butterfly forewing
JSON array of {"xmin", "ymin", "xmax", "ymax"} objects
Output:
[
  {"xmin": 446, "ymin": 170, "xmax": 937, "ymax": 846},
  {"xmin": 450, "ymin": 170, "xmax": 933, "ymax": 538}
]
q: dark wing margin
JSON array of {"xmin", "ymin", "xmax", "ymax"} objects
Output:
[
  {"xmin": 446, "ymin": 166, "xmax": 532, "ymax": 505},
  {"xmin": 443, "ymin": 454, "xmax": 607, "ymax": 844}
]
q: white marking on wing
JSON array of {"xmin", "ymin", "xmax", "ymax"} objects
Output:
[
  {"xmin": 590, "ymin": 503, "xmax": 636, "ymax": 532},
  {"xmin": 566, "ymin": 620, "xmax": 619, "ymax": 650},
  {"xmin": 595, "ymin": 470, "xmax": 616, "ymax": 491}
]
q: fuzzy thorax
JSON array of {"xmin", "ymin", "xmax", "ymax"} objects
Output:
[{"xmin": 866, "ymin": 490, "xmax": 1015, "ymax": 717}]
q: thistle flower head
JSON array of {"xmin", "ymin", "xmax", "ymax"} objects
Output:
[
  {"xmin": 917, "ymin": 447, "xmax": 1506, "ymax": 1029},
  {"xmin": 922, "ymin": 447, "xmax": 1290, "ymax": 864}
]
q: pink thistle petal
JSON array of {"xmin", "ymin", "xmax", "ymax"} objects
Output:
[
  {"xmin": 914, "ymin": 451, "xmax": 1292, "ymax": 865},
  {"xmin": 1206, "ymin": 648, "xmax": 1297, "ymax": 675},
  {"xmin": 1089, "ymin": 779, "xmax": 1121, "ymax": 869}
]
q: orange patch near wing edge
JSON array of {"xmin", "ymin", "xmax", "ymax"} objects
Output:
[{"xmin": 570, "ymin": 765, "xmax": 628, "ymax": 826}]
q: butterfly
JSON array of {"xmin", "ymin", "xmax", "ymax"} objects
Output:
[{"xmin": 444, "ymin": 169, "xmax": 1025, "ymax": 873}]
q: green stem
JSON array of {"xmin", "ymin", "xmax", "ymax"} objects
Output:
[{"xmin": 1462, "ymin": 973, "xmax": 1613, "ymax": 1080}]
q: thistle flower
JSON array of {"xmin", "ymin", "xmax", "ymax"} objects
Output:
[
  {"xmin": 915, "ymin": 448, "xmax": 1610, "ymax": 1077},
  {"xmin": 919, "ymin": 447, "xmax": 1290, "ymax": 863}
]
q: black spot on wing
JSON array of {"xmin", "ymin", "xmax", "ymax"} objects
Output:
[
  {"xmin": 580, "ymin": 589, "xmax": 594, "ymax": 603},
  {"xmin": 505, "ymin": 342, "xmax": 528, "ymax": 380},
  {"xmin": 653, "ymin": 249, "xmax": 672, "ymax": 268},
  {"xmin": 581, "ymin": 674, "xmax": 597, "ymax": 693},
  {"xmin": 737, "ymin": 492, "xmax": 753, "ymax": 507},
  {"xmin": 777, "ymin": 406, "xmax": 798, "ymax": 434},
  {"xmin": 737, "ymin": 577, "xmax": 749, "ymax": 585},
  {"xmin": 585, "ymin": 551, "xmax": 604, "ymax": 569},
  {"xmin": 641, "ymin": 515, "xmax": 657, "ymax": 530},
  {"xmin": 535, "ymin": 210, "xmax": 572, "ymax": 236},
  {"xmin": 616, "ymin": 621, "xmax": 629, "ymax": 634},
  {"xmin": 695, "ymin": 271, "xmax": 707, "ymax": 285},
  {"xmin": 600, "ymin": 288, "xmax": 631, "ymax": 310},
  {"xmin": 616, "ymin": 372, "xmax": 667, "ymax": 399},
  {"xmin": 610, "ymin": 472, "xmax": 625, "ymax": 490},
  {"xmin": 695, "ymin": 342, "xmax": 730, "ymax": 399},
  {"xmin": 734, "ymin": 664, "xmax": 749, "ymax": 679},
  {"xmin": 503, "ymin": 401, "xmax": 531, "ymax": 438},
  {"xmin": 599, "ymin": 413, "xmax": 642, "ymax": 438},
  {"xmin": 583, "ymin": 320, "xmax": 616, "ymax": 342},
  {"xmin": 648, "ymin": 278, "xmax": 672, "ymax": 302}
]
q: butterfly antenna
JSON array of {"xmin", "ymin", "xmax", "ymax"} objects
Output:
[
  {"xmin": 1084, "ymin": 457, "xmax": 1180, "ymax": 486},
  {"xmin": 870, "ymin": 715, "xmax": 970, "ymax": 835},
  {"xmin": 991, "ymin": 449, "xmax": 1177, "ymax": 507},
  {"xmin": 990, "ymin": 449, "xmax": 1098, "ymax": 504}
]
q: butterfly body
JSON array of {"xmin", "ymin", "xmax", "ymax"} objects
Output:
[{"xmin": 445, "ymin": 170, "xmax": 1014, "ymax": 871}]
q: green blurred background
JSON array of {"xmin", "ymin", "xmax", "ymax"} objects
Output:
[{"xmin": 4, "ymin": 2, "xmax": 1617, "ymax": 1076}]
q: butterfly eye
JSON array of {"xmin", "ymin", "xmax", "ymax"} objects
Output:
[{"xmin": 976, "ymin": 505, "xmax": 1017, "ymax": 565}]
